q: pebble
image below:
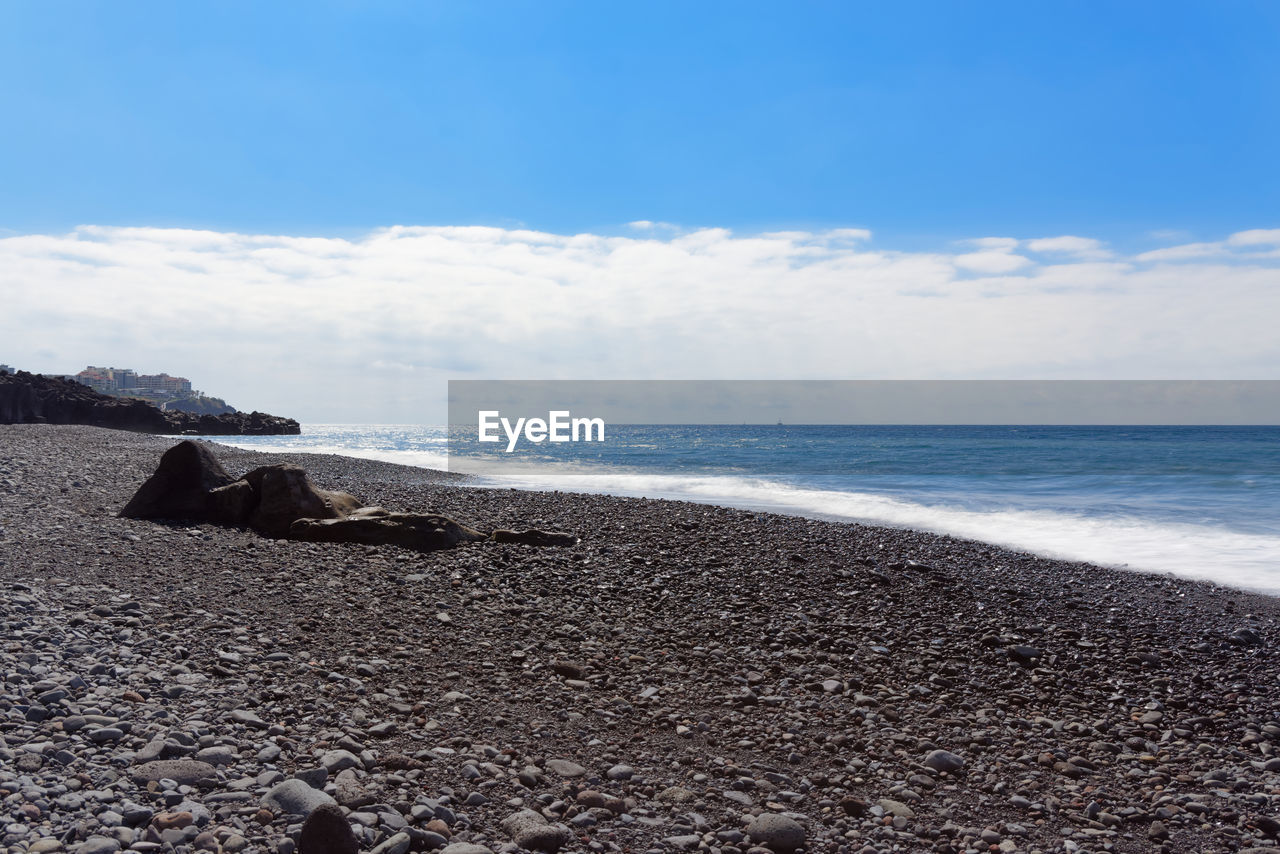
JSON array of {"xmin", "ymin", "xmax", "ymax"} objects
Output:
[
  {"xmin": 501, "ymin": 810, "xmax": 569, "ymax": 853},
  {"xmin": 543, "ymin": 759, "xmax": 586, "ymax": 777},
  {"xmin": 261, "ymin": 779, "xmax": 337, "ymax": 816},
  {"xmin": 745, "ymin": 814, "xmax": 805, "ymax": 854},
  {"xmin": 3, "ymin": 425, "xmax": 1280, "ymax": 854},
  {"xmin": 923, "ymin": 748, "xmax": 966, "ymax": 774}
]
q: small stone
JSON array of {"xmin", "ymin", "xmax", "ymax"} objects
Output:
[
  {"xmin": 262, "ymin": 779, "xmax": 336, "ymax": 816},
  {"xmin": 877, "ymin": 799, "xmax": 915, "ymax": 819},
  {"xmin": 657, "ymin": 786, "xmax": 695, "ymax": 803},
  {"xmin": 295, "ymin": 767, "xmax": 329, "ymax": 789},
  {"xmin": 74, "ymin": 838, "xmax": 120, "ymax": 854},
  {"xmin": 501, "ymin": 810, "xmax": 569, "ymax": 854},
  {"xmin": 544, "ymin": 758, "xmax": 586, "ymax": 777},
  {"xmin": 551, "ymin": 661, "xmax": 586, "ymax": 679},
  {"xmin": 1008, "ymin": 645, "xmax": 1042, "ymax": 666},
  {"xmin": 192, "ymin": 831, "xmax": 219, "ymax": 852},
  {"xmin": 131, "ymin": 760, "xmax": 219, "ymax": 788},
  {"xmin": 923, "ymin": 749, "xmax": 965, "ymax": 775},
  {"xmin": 745, "ymin": 814, "xmax": 805, "ymax": 854},
  {"xmin": 321, "ymin": 749, "xmax": 361, "ymax": 772},
  {"xmin": 606, "ymin": 763, "xmax": 634, "ymax": 781},
  {"xmin": 334, "ymin": 768, "xmax": 374, "ymax": 808},
  {"xmin": 87, "ymin": 727, "xmax": 125, "ymax": 743},
  {"xmin": 1229, "ymin": 627, "xmax": 1263, "ymax": 646},
  {"xmin": 151, "ymin": 812, "xmax": 195, "ymax": 830},
  {"xmin": 840, "ymin": 796, "xmax": 868, "ymax": 816},
  {"xmin": 369, "ymin": 833, "xmax": 411, "ymax": 854},
  {"xmin": 231, "ymin": 709, "xmax": 269, "ymax": 729},
  {"xmin": 195, "ymin": 745, "xmax": 237, "ymax": 766}
]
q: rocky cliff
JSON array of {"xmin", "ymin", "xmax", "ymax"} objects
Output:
[{"xmin": 0, "ymin": 370, "xmax": 300, "ymax": 435}]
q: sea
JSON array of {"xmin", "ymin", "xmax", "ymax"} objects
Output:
[{"xmin": 201, "ymin": 424, "xmax": 1280, "ymax": 594}]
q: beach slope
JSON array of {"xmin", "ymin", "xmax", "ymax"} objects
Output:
[{"xmin": 1, "ymin": 425, "xmax": 1278, "ymax": 854}]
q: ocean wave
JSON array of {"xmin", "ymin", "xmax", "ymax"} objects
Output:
[
  {"xmin": 199, "ymin": 427, "xmax": 1280, "ymax": 594},
  {"xmin": 477, "ymin": 472, "xmax": 1280, "ymax": 593}
]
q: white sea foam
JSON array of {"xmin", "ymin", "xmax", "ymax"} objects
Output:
[
  {"xmin": 474, "ymin": 471, "xmax": 1280, "ymax": 593},
  {"xmin": 210, "ymin": 441, "xmax": 452, "ymax": 472},
  {"xmin": 202, "ymin": 428, "xmax": 1280, "ymax": 594}
]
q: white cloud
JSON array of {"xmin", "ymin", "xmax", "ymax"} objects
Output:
[
  {"xmin": 1148, "ymin": 229, "xmax": 1193, "ymax": 242},
  {"xmin": 627, "ymin": 220, "xmax": 679, "ymax": 232},
  {"xmin": 966, "ymin": 237, "xmax": 1020, "ymax": 251},
  {"xmin": 1, "ymin": 224, "xmax": 1277, "ymax": 421},
  {"xmin": 1134, "ymin": 231, "xmax": 1280, "ymax": 262},
  {"xmin": 953, "ymin": 250, "xmax": 1032, "ymax": 274},
  {"xmin": 825, "ymin": 228, "xmax": 873, "ymax": 242},
  {"xmin": 1228, "ymin": 228, "xmax": 1280, "ymax": 247},
  {"xmin": 1026, "ymin": 235, "xmax": 1112, "ymax": 260},
  {"xmin": 1135, "ymin": 242, "xmax": 1227, "ymax": 262}
]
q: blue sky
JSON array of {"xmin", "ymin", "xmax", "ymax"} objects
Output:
[
  {"xmin": 2, "ymin": 2, "xmax": 1278, "ymax": 420},
  {"xmin": 2, "ymin": 1, "xmax": 1277, "ymax": 246}
]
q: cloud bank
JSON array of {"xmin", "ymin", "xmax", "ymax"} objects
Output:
[{"xmin": 2, "ymin": 225, "xmax": 1277, "ymax": 421}]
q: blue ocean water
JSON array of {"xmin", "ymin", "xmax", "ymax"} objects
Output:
[{"xmin": 203, "ymin": 424, "xmax": 1280, "ymax": 594}]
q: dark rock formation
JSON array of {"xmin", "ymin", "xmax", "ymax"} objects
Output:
[
  {"xmin": 298, "ymin": 804, "xmax": 359, "ymax": 854},
  {"xmin": 241, "ymin": 464, "xmax": 362, "ymax": 536},
  {"xmin": 0, "ymin": 370, "xmax": 299, "ymax": 435},
  {"xmin": 492, "ymin": 528, "xmax": 579, "ymax": 547},
  {"xmin": 290, "ymin": 508, "xmax": 487, "ymax": 550},
  {"xmin": 164, "ymin": 395, "xmax": 236, "ymax": 416},
  {"xmin": 121, "ymin": 443, "xmax": 361, "ymax": 535},
  {"xmin": 119, "ymin": 441, "xmax": 236, "ymax": 520},
  {"xmin": 120, "ymin": 442, "xmax": 577, "ymax": 551}
]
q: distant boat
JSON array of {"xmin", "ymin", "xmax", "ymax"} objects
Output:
[{"xmin": 777, "ymin": 419, "xmax": 784, "ymax": 426}]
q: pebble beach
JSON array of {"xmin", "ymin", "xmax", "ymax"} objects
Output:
[{"xmin": 2, "ymin": 424, "xmax": 1279, "ymax": 854}]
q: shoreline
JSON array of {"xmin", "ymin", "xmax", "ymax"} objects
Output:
[
  {"xmin": 199, "ymin": 432, "xmax": 1280, "ymax": 599},
  {"xmin": 2, "ymin": 424, "xmax": 1279, "ymax": 854}
]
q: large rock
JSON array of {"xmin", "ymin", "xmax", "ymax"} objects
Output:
[
  {"xmin": 298, "ymin": 803, "xmax": 358, "ymax": 854},
  {"xmin": 243, "ymin": 465, "xmax": 362, "ymax": 536},
  {"xmin": 207, "ymin": 480, "xmax": 256, "ymax": 523},
  {"xmin": 119, "ymin": 441, "xmax": 235, "ymax": 520},
  {"xmin": 121, "ymin": 447, "xmax": 564, "ymax": 554},
  {"xmin": 120, "ymin": 451, "xmax": 362, "ymax": 535},
  {"xmin": 290, "ymin": 508, "xmax": 486, "ymax": 551}
]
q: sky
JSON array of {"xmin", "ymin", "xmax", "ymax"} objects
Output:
[{"xmin": 1, "ymin": 2, "xmax": 1278, "ymax": 421}]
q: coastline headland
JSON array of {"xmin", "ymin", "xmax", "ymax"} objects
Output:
[
  {"xmin": 0, "ymin": 370, "xmax": 299, "ymax": 435},
  {"xmin": 0, "ymin": 425, "xmax": 1277, "ymax": 854}
]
